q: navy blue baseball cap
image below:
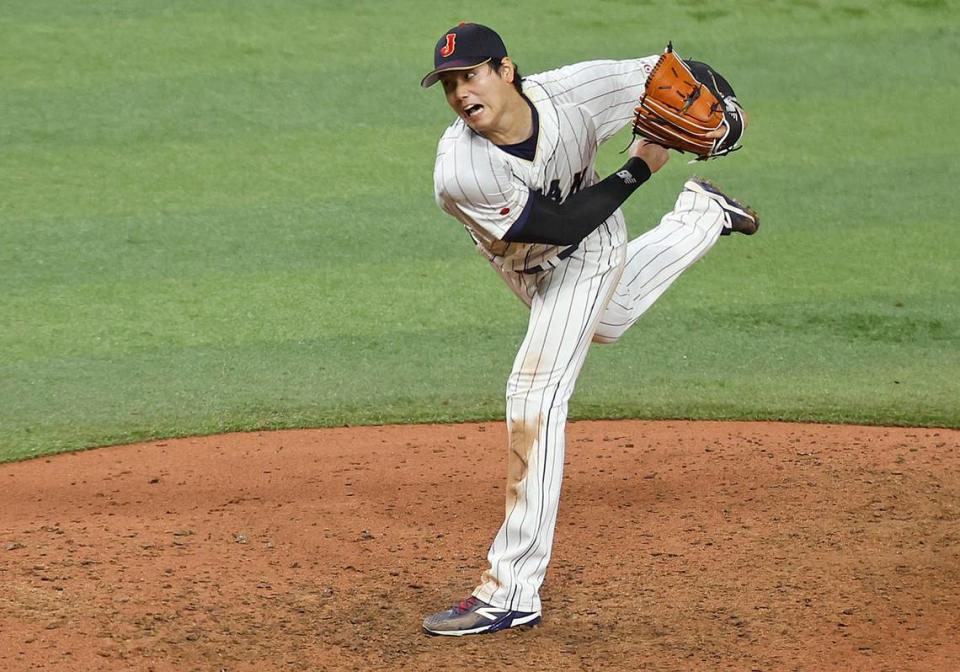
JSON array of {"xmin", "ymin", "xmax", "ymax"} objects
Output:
[{"xmin": 420, "ymin": 23, "xmax": 508, "ymax": 88}]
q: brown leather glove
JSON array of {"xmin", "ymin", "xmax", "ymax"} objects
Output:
[{"xmin": 633, "ymin": 43, "xmax": 746, "ymax": 160}]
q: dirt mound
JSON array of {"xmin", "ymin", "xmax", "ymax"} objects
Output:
[{"xmin": 2, "ymin": 420, "xmax": 958, "ymax": 671}]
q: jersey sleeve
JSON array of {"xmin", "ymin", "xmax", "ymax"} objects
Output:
[
  {"xmin": 531, "ymin": 57, "xmax": 658, "ymax": 145},
  {"xmin": 434, "ymin": 143, "xmax": 531, "ymax": 241}
]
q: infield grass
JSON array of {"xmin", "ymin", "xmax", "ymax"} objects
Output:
[{"xmin": 2, "ymin": 0, "xmax": 959, "ymax": 461}]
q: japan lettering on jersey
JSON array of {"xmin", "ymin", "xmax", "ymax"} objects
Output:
[{"xmin": 433, "ymin": 58, "xmax": 657, "ymax": 272}]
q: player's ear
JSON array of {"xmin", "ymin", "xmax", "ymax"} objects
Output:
[{"xmin": 499, "ymin": 57, "xmax": 516, "ymax": 84}]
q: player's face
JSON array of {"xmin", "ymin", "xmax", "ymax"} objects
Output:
[{"xmin": 440, "ymin": 63, "xmax": 516, "ymax": 134}]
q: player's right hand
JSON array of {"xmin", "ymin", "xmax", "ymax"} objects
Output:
[{"xmin": 631, "ymin": 139, "xmax": 669, "ymax": 173}]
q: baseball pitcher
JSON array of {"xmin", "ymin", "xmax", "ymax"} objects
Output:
[{"xmin": 420, "ymin": 23, "xmax": 757, "ymax": 636}]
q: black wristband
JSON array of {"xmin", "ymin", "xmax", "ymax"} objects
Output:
[{"xmin": 621, "ymin": 156, "xmax": 653, "ymax": 185}]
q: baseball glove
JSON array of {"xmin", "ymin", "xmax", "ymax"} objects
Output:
[{"xmin": 633, "ymin": 43, "xmax": 746, "ymax": 160}]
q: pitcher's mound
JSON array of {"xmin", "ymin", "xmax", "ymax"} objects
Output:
[{"xmin": 1, "ymin": 420, "xmax": 958, "ymax": 671}]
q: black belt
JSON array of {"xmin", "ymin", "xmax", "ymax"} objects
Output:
[{"xmin": 518, "ymin": 244, "xmax": 578, "ymax": 274}]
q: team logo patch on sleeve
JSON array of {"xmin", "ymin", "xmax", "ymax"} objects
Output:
[{"xmin": 440, "ymin": 34, "xmax": 457, "ymax": 57}]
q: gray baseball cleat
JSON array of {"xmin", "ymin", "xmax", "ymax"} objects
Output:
[
  {"xmin": 422, "ymin": 595, "xmax": 541, "ymax": 636},
  {"xmin": 684, "ymin": 177, "xmax": 760, "ymax": 235}
]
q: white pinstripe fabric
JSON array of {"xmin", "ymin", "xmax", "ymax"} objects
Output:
[
  {"xmin": 473, "ymin": 188, "xmax": 726, "ymax": 612},
  {"xmin": 594, "ymin": 188, "xmax": 726, "ymax": 344}
]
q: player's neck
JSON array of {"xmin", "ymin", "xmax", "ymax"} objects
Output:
[{"xmin": 483, "ymin": 92, "xmax": 534, "ymax": 146}]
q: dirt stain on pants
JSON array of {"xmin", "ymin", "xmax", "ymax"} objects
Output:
[
  {"xmin": 479, "ymin": 413, "xmax": 543, "ymax": 592},
  {"xmin": 505, "ymin": 413, "xmax": 542, "ymax": 510}
]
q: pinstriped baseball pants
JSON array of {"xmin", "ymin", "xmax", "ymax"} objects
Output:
[{"xmin": 474, "ymin": 186, "xmax": 727, "ymax": 612}]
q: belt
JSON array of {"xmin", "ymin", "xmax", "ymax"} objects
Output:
[{"xmin": 518, "ymin": 244, "xmax": 578, "ymax": 274}]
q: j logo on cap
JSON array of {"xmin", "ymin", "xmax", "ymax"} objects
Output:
[{"xmin": 440, "ymin": 34, "xmax": 456, "ymax": 58}]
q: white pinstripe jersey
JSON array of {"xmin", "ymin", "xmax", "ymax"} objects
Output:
[{"xmin": 433, "ymin": 57, "xmax": 658, "ymax": 272}]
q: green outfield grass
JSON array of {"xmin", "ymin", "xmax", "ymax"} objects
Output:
[{"xmin": 2, "ymin": 0, "xmax": 959, "ymax": 462}]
